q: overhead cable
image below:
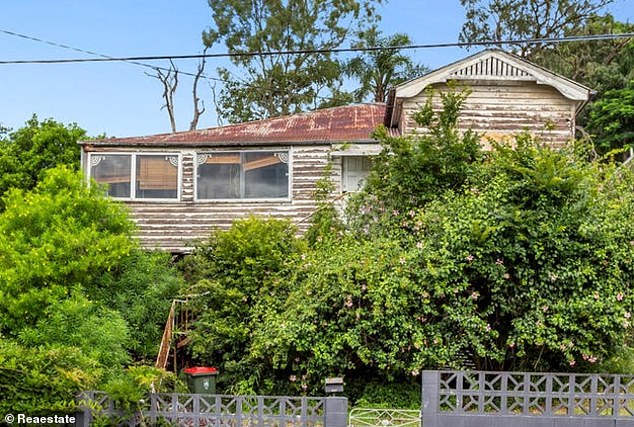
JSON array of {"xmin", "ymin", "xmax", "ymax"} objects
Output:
[{"xmin": 0, "ymin": 29, "xmax": 632, "ymax": 65}]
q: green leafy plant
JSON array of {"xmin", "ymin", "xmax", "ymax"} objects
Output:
[
  {"xmin": 183, "ymin": 217, "xmax": 306, "ymax": 393},
  {"xmin": 0, "ymin": 115, "xmax": 85, "ymax": 208},
  {"xmin": 347, "ymin": 83, "xmax": 482, "ymax": 237}
]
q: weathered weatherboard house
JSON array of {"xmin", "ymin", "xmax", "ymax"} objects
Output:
[{"xmin": 80, "ymin": 49, "xmax": 592, "ymax": 252}]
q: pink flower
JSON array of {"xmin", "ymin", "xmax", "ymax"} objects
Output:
[
  {"xmin": 466, "ymin": 254, "xmax": 474, "ymax": 262},
  {"xmin": 471, "ymin": 291, "xmax": 480, "ymax": 300},
  {"xmin": 625, "ymin": 312, "xmax": 631, "ymax": 319},
  {"xmin": 289, "ymin": 375, "xmax": 297, "ymax": 382},
  {"xmin": 503, "ymin": 273, "xmax": 511, "ymax": 280},
  {"xmin": 617, "ymin": 292, "xmax": 624, "ymax": 301},
  {"xmin": 392, "ymin": 209, "xmax": 400, "ymax": 216},
  {"xmin": 496, "ymin": 258, "xmax": 504, "ymax": 265},
  {"xmin": 399, "ymin": 257, "xmax": 406, "ymax": 265},
  {"xmin": 593, "ymin": 292, "xmax": 600, "ymax": 300},
  {"xmin": 569, "ymin": 360, "xmax": 576, "ymax": 367},
  {"xmin": 485, "ymin": 324, "xmax": 492, "ymax": 332},
  {"xmin": 416, "ymin": 241, "xmax": 423, "ymax": 249}
]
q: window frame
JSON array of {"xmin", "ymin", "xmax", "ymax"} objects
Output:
[
  {"xmin": 342, "ymin": 155, "xmax": 373, "ymax": 193},
  {"xmin": 194, "ymin": 149, "xmax": 292, "ymax": 202},
  {"xmin": 88, "ymin": 152, "xmax": 182, "ymax": 202}
]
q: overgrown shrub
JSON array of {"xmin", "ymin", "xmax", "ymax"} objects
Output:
[{"xmin": 183, "ymin": 217, "xmax": 306, "ymax": 393}]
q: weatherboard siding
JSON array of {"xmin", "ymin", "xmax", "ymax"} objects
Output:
[
  {"xmin": 401, "ymin": 81, "xmax": 578, "ymax": 147},
  {"xmin": 101, "ymin": 145, "xmax": 333, "ymax": 252}
]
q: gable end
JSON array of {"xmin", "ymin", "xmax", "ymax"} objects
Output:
[{"xmin": 450, "ymin": 55, "xmax": 532, "ymax": 80}]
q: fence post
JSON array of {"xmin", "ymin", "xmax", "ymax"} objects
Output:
[
  {"xmin": 422, "ymin": 370, "xmax": 440, "ymax": 427},
  {"xmin": 74, "ymin": 391, "xmax": 92, "ymax": 427},
  {"xmin": 324, "ymin": 396, "xmax": 348, "ymax": 427}
]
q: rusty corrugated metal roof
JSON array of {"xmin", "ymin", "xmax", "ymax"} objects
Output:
[{"xmin": 82, "ymin": 103, "xmax": 394, "ymax": 147}]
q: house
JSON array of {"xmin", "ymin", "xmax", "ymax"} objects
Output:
[{"xmin": 79, "ymin": 49, "xmax": 592, "ymax": 252}]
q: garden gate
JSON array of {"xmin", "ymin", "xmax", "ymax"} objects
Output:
[{"xmin": 348, "ymin": 408, "xmax": 421, "ymax": 427}]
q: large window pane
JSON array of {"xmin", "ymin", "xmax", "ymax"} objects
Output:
[
  {"xmin": 197, "ymin": 151, "xmax": 289, "ymax": 200},
  {"xmin": 136, "ymin": 155, "xmax": 178, "ymax": 199},
  {"xmin": 197, "ymin": 153, "xmax": 241, "ymax": 199},
  {"xmin": 244, "ymin": 152, "xmax": 288, "ymax": 198},
  {"xmin": 91, "ymin": 154, "xmax": 131, "ymax": 198}
]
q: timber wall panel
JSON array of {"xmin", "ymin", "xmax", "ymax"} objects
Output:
[
  {"xmin": 120, "ymin": 145, "xmax": 333, "ymax": 252},
  {"xmin": 401, "ymin": 81, "xmax": 577, "ymax": 147}
]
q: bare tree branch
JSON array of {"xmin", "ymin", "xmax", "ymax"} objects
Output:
[
  {"xmin": 146, "ymin": 60, "xmax": 179, "ymax": 133},
  {"xmin": 189, "ymin": 49, "xmax": 208, "ymax": 131}
]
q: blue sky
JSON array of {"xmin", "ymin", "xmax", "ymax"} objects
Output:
[{"xmin": 1, "ymin": 0, "xmax": 632, "ymax": 137}]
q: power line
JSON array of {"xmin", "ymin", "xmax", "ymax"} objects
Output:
[
  {"xmin": 0, "ymin": 30, "xmax": 632, "ymax": 65},
  {"xmin": 0, "ymin": 28, "xmax": 219, "ymax": 82},
  {"xmin": 1, "ymin": 27, "xmax": 632, "ymax": 111},
  {"xmin": 0, "ymin": 28, "xmax": 336, "ymax": 104}
]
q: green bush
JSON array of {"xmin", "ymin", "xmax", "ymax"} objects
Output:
[
  {"xmin": 88, "ymin": 250, "xmax": 184, "ymax": 361},
  {"xmin": 0, "ymin": 339, "xmax": 100, "ymax": 414},
  {"xmin": 18, "ymin": 295, "xmax": 131, "ymax": 368},
  {"xmin": 0, "ymin": 166, "xmax": 135, "ymax": 334},
  {"xmin": 0, "ymin": 166, "xmax": 185, "ymax": 412},
  {"xmin": 183, "ymin": 216, "xmax": 306, "ymax": 393},
  {"xmin": 353, "ymin": 380, "xmax": 420, "ymax": 409}
]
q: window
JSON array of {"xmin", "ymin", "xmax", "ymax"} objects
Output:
[
  {"xmin": 90, "ymin": 154, "xmax": 131, "ymax": 198},
  {"xmin": 136, "ymin": 155, "xmax": 178, "ymax": 199},
  {"xmin": 90, "ymin": 153, "xmax": 179, "ymax": 200},
  {"xmin": 342, "ymin": 156, "xmax": 372, "ymax": 192},
  {"xmin": 197, "ymin": 151, "xmax": 289, "ymax": 200}
]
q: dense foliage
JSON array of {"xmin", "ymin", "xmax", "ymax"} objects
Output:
[
  {"xmin": 586, "ymin": 79, "xmax": 634, "ymax": 153},
  {"xmin": 344, "ymin": 28, "xmax": 428, "ymax": 103},
  {"xmin": 347, "ymin": 85, "xmax": 482, "ymax": 235},
  {"xmin": 203, "ymin": 0, "xmax": 382, "ymax": 123},
  {"xmin": 181, "ymin": 89, "xmax": 634, "ymax": 406},
  {"xmin": 405, "ymin": 138, "xmax": 634, "ymax": 371},
  {"xmin": 459, "ymin": 0, "xmax": 613, "ymax": 56},
  {"xmin": 0, "ymin": 167, "xmax": 183, "ymax": 413},
  {"xmin": 182, "ymin": 217, "xmax": 306, "ymax": 393},
  {"xmin": 0, "ymin": 167, "xmax": 134, "ymax": 333},
  {"xmin": 0, "ymin": 115, "xmax": 85, "ymax": 207}
]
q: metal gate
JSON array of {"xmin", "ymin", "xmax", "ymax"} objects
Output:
[{"xmin": 348, "ymin": 408, "xmax": 421, "ymax": 427}]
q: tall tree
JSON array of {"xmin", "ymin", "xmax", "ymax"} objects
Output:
[
  {"xmin": 529, "ymin": 14, "xmax": 634, "ymax": 91},
  {"xmin": 204, "ymin": 0, "xmax": 382, "ymax": 123},
  {"xmin": 345, "ymin": 28, "xmax": 429, "ymax": 103},
  {"xmin": 0, "ymin": 115, "xmax": 85, "ymax": 207},
  {"xmin": 459, "ymin": 0, "xmax": 613, "ymax": 56},
  {"xmin": 528, "ymin": 14, "xmax": 634, "ymax": 153},
  {"xmin": 586, "ymin": 78, "xmax": 634, "ymax": 153}
]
